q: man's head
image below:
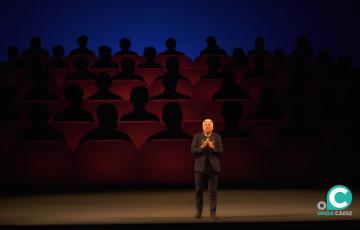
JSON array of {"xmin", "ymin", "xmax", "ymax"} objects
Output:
[
  {"xmin": 95, "ymin": 72, "xmax": 112, "ymax": 92},
  {"xmin": 77, "ymin": 35, "xmax": 88, "ymax": 49},
  {"xmin": 143, "ymin": 46, "xmax": 157, "ymax": 61},
  {"xmin": 98, "ymin": 45, "xmax": 112, "ymax": 59},
  {"xmin": 202, "ymin": 119, "xmax": 213, "ymax": 134},
  {"xmin": 206, "ymin": 36, "xmax": 217, "ymax": 47},
  {"xmin": 165, "ymin": 38, "xmax": 177, "ymax": 50},
  {"xmin": 130, "ymin": 86, "xmax": 149, "ymax": 110},
  {"xmin": 30, "ymin": 36, "xmax": 41, "ymax": 49},
  {"xmin": 119, "ymin": 38, "xmax": 131, "ymax": 50},
  {"xmin": 121, "ymin": 58, "xmax": 135, "ymax": 73},
  {"xmin": 52, "ymin": 45, "xmax": 65, "ymax": 58},
  {"xmin": 255, "ymin": 36, "xmax": 264, "ymax": 49}
]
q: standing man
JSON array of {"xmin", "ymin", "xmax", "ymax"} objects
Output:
[{"xmin": 191, "ymin": 119, "xmax": 223, "ymax": 219}]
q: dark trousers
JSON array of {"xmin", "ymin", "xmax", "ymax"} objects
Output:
[{"xmin": 195, "ymin": 161, "xmax": 218, "ymax": 214}]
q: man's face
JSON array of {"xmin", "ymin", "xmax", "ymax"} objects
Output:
[{"xmin": 202, "ymin": 120, "xmax": 213, "ymax": 133}]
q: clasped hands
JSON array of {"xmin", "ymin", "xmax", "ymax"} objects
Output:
[{"xmin": 200, "ymin": 138, "xmax": 215, "ymax": 150}]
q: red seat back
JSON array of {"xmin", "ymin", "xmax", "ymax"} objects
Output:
[
  {"xmin": 75, "ymin": 140, "xmax": 139, "ymax": 184},
  {"xmin": 139, "ymin": 139, "xmax": 193, "ymax": 183}
]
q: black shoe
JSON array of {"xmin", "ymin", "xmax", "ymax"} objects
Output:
[{"xmin": 194, "ymin": 213, "xmax": 202, "ymax": 219}]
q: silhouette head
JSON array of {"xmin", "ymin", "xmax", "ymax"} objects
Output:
[
  {"xmin": 120, "ymin": 58, "xmax": 135, "ymax": 73},
  {"xmin": 206, "ymin": 36, "xmax": 217, "ymax": 47},
  {"xmin": 255, "ymin": 36, "xmax": 265, "ymax": 49},
  {"xmin": 232, "ymin": 48, "xmax": 245, "ymax": 60},
  {"xmin": 130, "ymin": 86, "xmax": 149, "ymax": 110},
  {"xmin": 202, "ymin": 119, "xmax": 213, "ymax": 134},
  {"xmin": 119, "ymin": 38, "xmax": 131, "ymax": 51},
  {"xmin": 95, "ymin": 72, "xmax": 112, "ymax": 92},
  {"xmin": 52, "ymin": 45, "xmax": 65, "ymax": 58},
  {"xmin": 162, "ymin": 102, "xmax": 183, "ymax": 129},
  {"xmin": 8, "ymin": 46, "xmax": 20, "ymax": 59},
  {"xmin": 98, "ymin": 45, "xmax": 112, "ymax": 59},
  {"xmin": 162, "ymin": 76, "xmax": 177, "ymax": 91},
  {"xmin": 143, "ymin": 47, "xmax": 157, "ymax": 62},
  {"xmin": 97, "ymin": 103, "xmax": 118, "ymax": 128},
  {"xmin": 77, "ymin": 35, "xmax": 88, "ymax": 49},
  {"xmin": 74, "ymin": 57, "xmax": 90, "ymax": 70},
  {"xmin": 165, "ymin": 56, "xmax": 180, "ymax": 72},
  {"xmin": 30, "ymin": 36, "xmax": 42, "ymax": 49},
  {"xmin": 222, "ymin": 101, "xmax": 244, "ymax": 126},
  {"xmin": 165, "ymin": 38, "xmax": 177, "ymax": 50},
  {"xmin": 207, "ymin": 56, "xmax": 222, "ymax": 72},
  {"xmin": 64, "ymin": 85, "xmax": 84, "ymax": 109},
  {"xmin": 27, "ymin": 103, "xmax": 51, "ymax": 126}
]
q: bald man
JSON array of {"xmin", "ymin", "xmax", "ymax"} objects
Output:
[{"xmin": 191, "ymin": 119, "xmax": 223, "ymax": 219}]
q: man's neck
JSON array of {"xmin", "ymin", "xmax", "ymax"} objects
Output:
[{"xmin": 203, "ymin": 131, "xmax": 212, "ymax": 137}]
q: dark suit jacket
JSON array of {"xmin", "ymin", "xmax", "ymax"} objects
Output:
[{"xmin": 191, "ymin": 132, "xmax": 223, "ymax": 173}]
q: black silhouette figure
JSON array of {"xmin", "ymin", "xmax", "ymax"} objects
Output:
[
  {"xmin": 54, "ymin": 85, "xmax": 94, "ymax": 121},
  {"xmin": 159, "ymin": 38, "xmax": 185, "ymax": 55},
  {"xmin": 224, "ymin": 48, "xmax": 248, "ymax": 69},
  {"xmin": 17, "ymin": 103, "xmax": 64, "ymax": 141},
  {"xmin": 147, "ymin": 102, "xmax": 192, "ymax": 140},
  {"xmin": 212, "ymin": 70, "xmax": 249, "ymax": 100},
  {"xmin": 22, "ymin": 76, "xmax": 59, "ymax": 100},
  {"xmin": 1, "ymin": 46, "xmax": 24, "ymax": 68},
  {"xmin": 200, "ymin": 36, "xmax": 227, "ymax": 56},
  {"xmin": 66, "ymin": 57, "xmax": 96, "ymax": 80},
  {"xmin": 23, "ymin": 58, "xmax": 52, "ymax": 81},
  {"xmin": 80, "ymin": 103, "xmax": 131, "ymax": 143},
  {"xmin": 21, "ymin": 36, "xmax": 50, "ymax": 56},
  {"xmin": 154, "ymin": 56, "xmax": 190, "ymax": 82},
  {"xmin": 114, "ymin": 38, "xmax": 138, "ymax": 55},
  {"xmin": 120, "ymin": 86, "xmax": 159, "ymax": 121},
  {"xmin": 138, "ymin": 47, "xmax": 163, "ymax": 68},
  {"xmin": 201, "ymin": 56, "xmax": 224, "ymax": 80},
  {"xmin": 292, "ymin": 35, "xmax": 314, "ymax": 59},
  {"xmin": 151, "ymin": 77, "xmax": 191, "ymax": 100},
  {"xmin": 69, "ymin": 35, "xmax": 95, "ymax": 56},
  {"xmin": 92, "ymin": 46, "xmax": 118, "ymax": 68},
  {"xmin": 113, "ymin": 58, "xmax": 144, "ymax": 80},
  {"xmin": 248, "ymin": 36, "xmax": 271, "ymax": 56},
  {"xmin": 48, "ymin": 45, "xmax": 69, "ymax": 68},
  {"xmin": 220, "ymin": 101, "xmax": 253, "ymax": 138},
  {"xmin": 244, "ymin": 56, "xmax": 273, "ymax": 80},
  {"xmin": 247, "ymin": 88, "xmax": 282, "ymax": 120},
  {"xmin": 87, "ymin": 72, "xmax": 122, "ymax": 100},
  {"xmin": 0, "ymin": 84, "xmax": 21, "ymax": 121}
]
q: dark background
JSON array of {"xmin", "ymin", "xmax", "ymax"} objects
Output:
[{"xmin": 0, "ymin": 0, "xmax": 359, "ymax": 65}]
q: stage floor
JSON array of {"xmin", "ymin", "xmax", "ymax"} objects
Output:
[{"xmin": 0, "ymin": 189, "xmax": 359, "ymax": 226}]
